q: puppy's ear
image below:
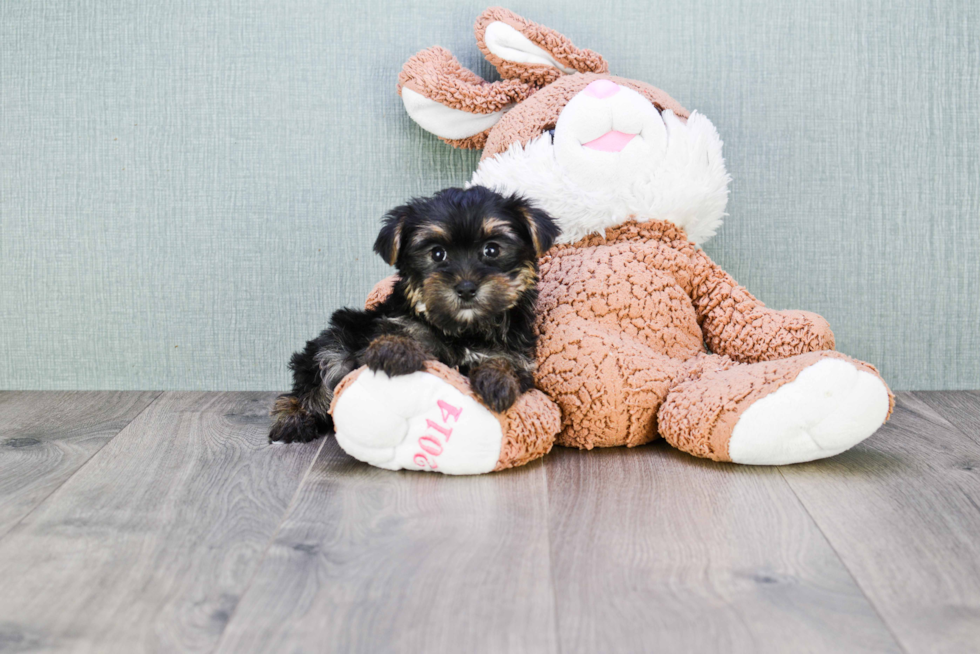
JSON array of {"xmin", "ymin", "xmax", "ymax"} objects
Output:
[
  {"xmin": 508, "ymin": 195, "xmax": 560, "ymax": 256},
  {"xmin": 374, "ymin": 205, "xmax": 414, "ymax": 266}
]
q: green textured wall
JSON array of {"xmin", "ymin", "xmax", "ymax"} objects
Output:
[{"xmin": 1, "ymin": 0, "xmax": 978, "ymax": 390}]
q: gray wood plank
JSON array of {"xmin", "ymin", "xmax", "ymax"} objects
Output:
[
  {"xmin": 912, "ymin": 390, "xmax": 980, "ymax": 442},
  {"xmin": 780, "ymin": 392, "xmax": 980, "ymax": 653},
  {"xmin": 0, "ymin": 391, "xmax": 160, "ymax": 538},
  {"xmin": 215, "ymin": 438, "xmax": 557, "ymax": 654},
  {"xmin": 0, "ymin": 392, "xmax": 322, "ymax": 654},
  {"xmin": 546, "ymin": 443, "xmax": 901, "ymax": 654}
]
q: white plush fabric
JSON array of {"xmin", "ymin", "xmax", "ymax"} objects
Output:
[
  {"xmin": 333, "ymin": 369, "xmax": 503, "ymax": 475},
  {"xmin": 728, "ymin": 359, "xmax": 891, "ymax": 465},
  {"xmin": 483, "ymin": 21, "xmax": 575, "ymax": 74},
  {"xmin": 401, "ymin": 87, "xmax": 507, "ymax": 140},
  {"xmin": 470, "ymin": 85, "xmax": 730, "ymax": 245}
]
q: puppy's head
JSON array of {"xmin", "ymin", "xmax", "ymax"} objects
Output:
[{"xmin": 374, "ymin": 186, "xmax": 559, "ymax": 332}]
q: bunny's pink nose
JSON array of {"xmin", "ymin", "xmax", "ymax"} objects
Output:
[{"xmin": 583, "ymin": 79, "xmax": 619, "ymax": 99}]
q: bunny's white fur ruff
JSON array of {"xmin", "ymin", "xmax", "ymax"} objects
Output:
[{"xmin": 471, "ymin": 108, "xmax": 730, "ymax": 245}]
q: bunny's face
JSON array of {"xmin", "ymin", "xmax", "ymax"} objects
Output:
[{"xmin": 399, "ymin": 8, "xmax": 730, "ymax": 245}]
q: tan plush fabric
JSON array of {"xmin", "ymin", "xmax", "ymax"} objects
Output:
[
  {"xmin": 397, "ymin": 45, "xmax": 536, "ymax": 113},
  {"xmin": 473, "ymin": 6, "xmax": 608, "ymax": 86},
  {"xmin": 364, "ymin": 274, "xmax": 398, "ymax": 311},
  {"xmin": 690, "ymin": 249, "xmax": 836, "ymax": 362},
  {"xmin": 481, "ymin": 73, "xmax": 691, "ymax": 160},
  {"xmin": 657, "ymin": 351, "xmax": 894, "ymax": 461},
  {"xmin": 532, "ymin": 218, "xmax": 894, "ymax": 455},
  {"xmin": 493, "ymin": 385, "xmax": 561, "ymax": 471},
  {"xmin": 396, "ymin": 45, "xmax": 537, "ymax": 150}
]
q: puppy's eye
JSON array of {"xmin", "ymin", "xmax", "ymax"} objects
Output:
[
  {"xmin": 430, "ymin": 247, "xmax": 447, "ymax": 263},
  {"xmin": 483, "ymin": 243, "xmax": 500, "ymax": 258}
]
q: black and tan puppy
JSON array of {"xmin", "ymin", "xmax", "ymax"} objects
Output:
[{"xmin": 269, "ymin": 186, "xmax": 560, "ymax": 444}]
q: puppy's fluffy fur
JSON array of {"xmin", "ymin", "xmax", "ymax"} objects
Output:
[{"xmin": 269, "ymin": 186, "xmax": 560, "ymax": 444}]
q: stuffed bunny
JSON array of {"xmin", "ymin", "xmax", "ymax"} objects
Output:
[{"xmin": 328, "ymin": 7, "xmax": 893, "ymax": 474}]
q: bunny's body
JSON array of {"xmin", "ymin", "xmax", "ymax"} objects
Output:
[
  {"xmin": 329, "ymin": 8, "xmax": 893, "ymax": 473},
  {"xmin": 533, "ymin": 217, "xmax": 888, "ymax": 460}
]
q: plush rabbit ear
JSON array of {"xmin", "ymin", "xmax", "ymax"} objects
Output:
[
  {"xmin": 398, "ymin": 46, "xmax": 536, "ymax": 149},
  {"xmin": 474, "ymin": 7, "xmax": 608, "ymax": 85}
]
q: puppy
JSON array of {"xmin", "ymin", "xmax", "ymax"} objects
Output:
[{"xmin": 269, "ymin": 186, "xmax": 560, "ymax": 444}]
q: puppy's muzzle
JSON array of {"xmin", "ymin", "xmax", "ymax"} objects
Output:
[{"xmin": 455, "ymin": 280, "xmax": 478, "ymax": 302}]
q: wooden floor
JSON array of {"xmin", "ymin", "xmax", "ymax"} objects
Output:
[{"xmin": 0, "ymin": 392, "xmax": 978, "ymax": 653}]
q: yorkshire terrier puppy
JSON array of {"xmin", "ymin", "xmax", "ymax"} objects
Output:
[{"xmin": 269, "ymin": 186, "xmax": 560, "ymax": 444}]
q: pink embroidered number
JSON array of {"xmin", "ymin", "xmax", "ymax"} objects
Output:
[
  {"xmin": 418, "ymin": 436, "xmax": 443, "ymax": 456},
  {"xmin": 413, "ymin": 453, "xmax": 435, "ymax": 470},
  {"xmin": 425, "ymin": 419, "xmax": 452, "ymax": 440},
  {"xmin": 438, "ymin": 399, "xmax": 462, "ymax": 423},
  {"xmin": 412, "ymin": 399, "xmax": 462, "ymax": 470}
]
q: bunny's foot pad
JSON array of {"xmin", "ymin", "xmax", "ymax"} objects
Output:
[{"xmin": 330, "ymin": 363, "xmax": 559, "ymax": 474}]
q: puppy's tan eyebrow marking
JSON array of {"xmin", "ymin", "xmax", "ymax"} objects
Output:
[
  {"xmin": 411, "ymin": 224, "xmax": 448, "ymax": 245},
  {"xmin": 481, "ymin": 217, "xmax": 517, "ymax": 239}
]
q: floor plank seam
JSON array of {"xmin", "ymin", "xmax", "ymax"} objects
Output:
[
  {"xmin": 910, "ymin": 391, "xmax": 980, "ymax": 447},
  {"xmin": 209, "ymin": 434, "xmax": 329, "ymax": 653},
  {"xmin": 0, "ymin": 390, "xmax": 164, "ymax": 542},
  {"xmin": 776, "ymin": 466, "xmax": 910, "ymax": 654},
  {"xmin": 543, "ymin": 460, "xmax": 564, "ymax": 654}
]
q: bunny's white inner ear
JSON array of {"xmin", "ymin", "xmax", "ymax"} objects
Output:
[
  {"xmin": 484, "ymin": 21, "xmax": 576, "ymax": 74},
  {"xmin": 401, "ymin": 87, "xmax": 507, "ymax": 140}
]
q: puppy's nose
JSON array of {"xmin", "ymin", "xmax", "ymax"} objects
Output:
[
  {"xmin": 455, "ymin": 281, "xmax": 478, "ymax": 301},
  {"xmin": 583, "ymin": 79, "xmax": 619, "ymax": 99}
]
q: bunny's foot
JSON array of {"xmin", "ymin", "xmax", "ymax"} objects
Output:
[
  {"xmin": 658, "ymin": 352, "xmax": 893, "ymax": 465},
  {"xmin": 330, "ymin": 362, "xmax": 558, "ymax": 474}
]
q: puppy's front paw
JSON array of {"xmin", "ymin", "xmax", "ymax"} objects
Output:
[
  {"xmin": 363, "ymin": 335, "xmax": 428, "ymax": 377},
  {"xmin": 469, "ymin": 361, "xmax": 520, "ymax": 413}
]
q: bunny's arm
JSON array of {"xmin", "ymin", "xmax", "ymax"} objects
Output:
[
  {"xmin": 365, "ymin": 275, "xmax": 399, "ymax": 311},
  {"xmin": 688, "ymin": 249, "xmax": 835, "ymax": 363}
]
